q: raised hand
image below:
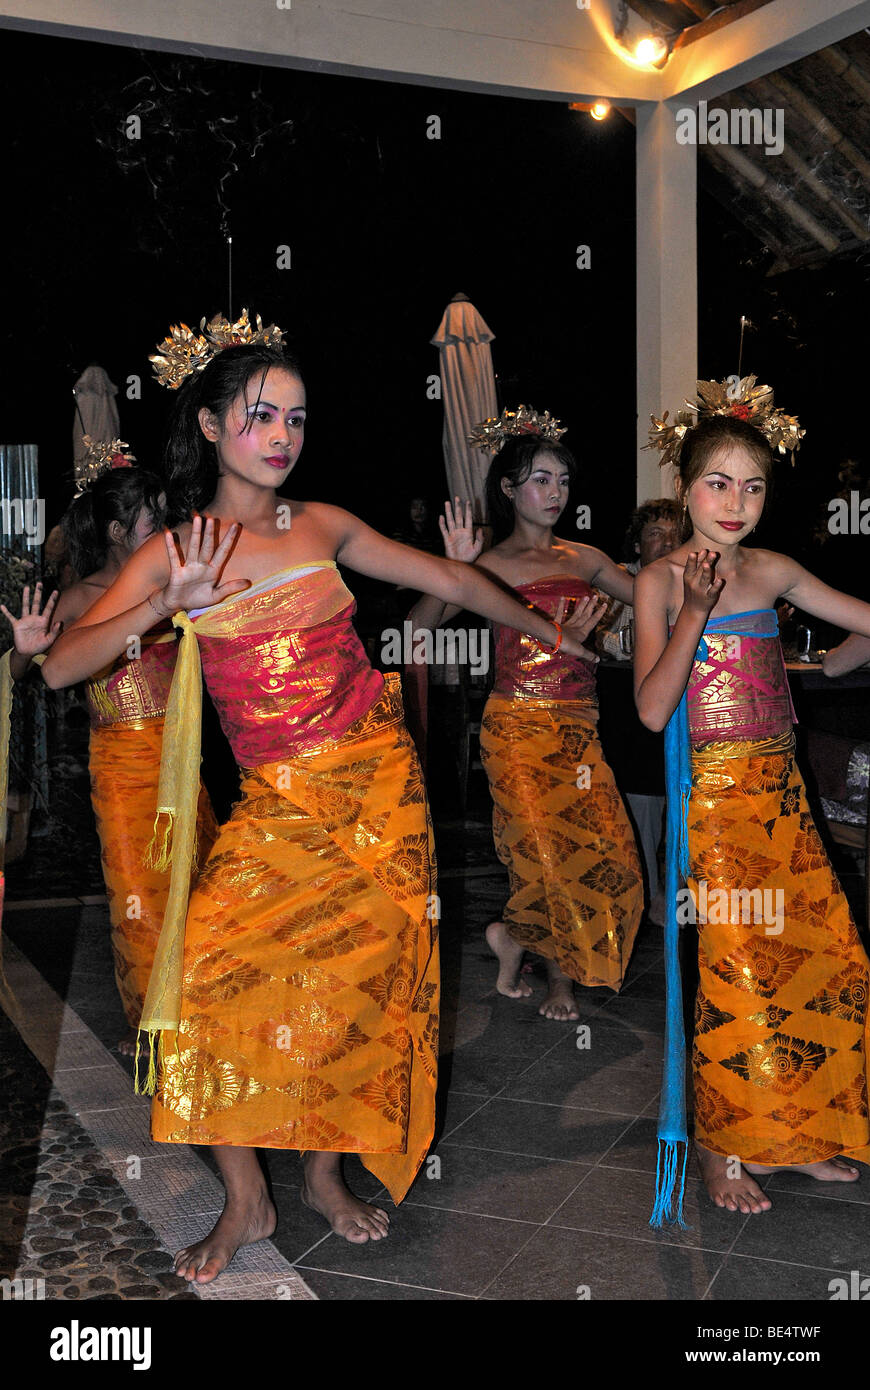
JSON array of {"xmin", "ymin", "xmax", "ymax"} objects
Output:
[
  {"xmin": 439, "ymin": 497, "xmax": 484, "ymax": 563},
  {"xmin": 156, "ymin": 516, "xmax": 250, "ymax": 616},
  {"xmin": 1, "ymin": 582, "xmax": 61, "ymax": 657},
  {"xmin": 683, "ymin": 549, "xmax": 724, "ymax": 616}
]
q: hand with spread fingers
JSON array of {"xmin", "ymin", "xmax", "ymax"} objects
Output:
[
  {"xmin": 156, "ymin": 515, "xmax": 250, "ymax": 617},
  {"xmin": 439, "ymin": 497, "xmax": 484, "ymax": 564},
  {"xmin": 1, "ymin": 582, "xmax": 62, "ymax": 657}
]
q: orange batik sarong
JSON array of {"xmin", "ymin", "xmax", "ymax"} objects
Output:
[
  {"xmin": 150, "ymin": 672, "xmax": 439, "ymax": 1204},
  {"xmin": 688, "ymin": 738, "xmax": 870, "ymax": 1166},
  {"xmin": 89, "ymin": 719, "xmax": 217, "ymax": 1026},
  {"xmin": 480, "ymin": 696, "xmax": 643, "ymax": 991}
]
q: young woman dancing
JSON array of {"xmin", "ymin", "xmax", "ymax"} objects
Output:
[
  {"xmin": 410, "ymin": 410, "xmax": 644, "ymax": 1022},
  {"xmin": 42, "ymin": 319, "xmax": 602, "ymax": 1281}
]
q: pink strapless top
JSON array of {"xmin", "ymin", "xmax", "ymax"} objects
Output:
[
  {"xmin": 493, "ymin": 575, "xmax": 598, "ymax": 701},
  {"xmin": 85, "ymin": 633, "xmax": 176, "ymax": 729},
  {"xmin": 686, "ymin": 614, "xmax": 794, "ymax": 747},
  {"xmin": 192, "ymin": 566, "xmax": 384, "ymax": 765}
]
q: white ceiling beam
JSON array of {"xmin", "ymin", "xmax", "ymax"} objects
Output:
[
  {"xmin": 662, "ymin": 0, "xmax": 870, "ymax": 101},
  {"xmin": 0, "ymin": 1, "xmax": 663, "ymax": 103}
]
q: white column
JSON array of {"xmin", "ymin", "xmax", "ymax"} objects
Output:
[{"xmin": 635, "ymin": 101, "xmax": 697, "ymax": 505}]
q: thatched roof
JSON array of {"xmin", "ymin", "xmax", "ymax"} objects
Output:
[{"xmin": 627, "ymin": 1, "xmax": 870, "ymax": 272}]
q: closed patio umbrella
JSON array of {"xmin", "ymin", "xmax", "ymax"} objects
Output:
[
  {"xmin": 430, "ymin": 292, "xmax": 497, "ymax": 519},
  {"xmin": 72, "ymin": 365, "xmax": 119, "ymax": 466}
]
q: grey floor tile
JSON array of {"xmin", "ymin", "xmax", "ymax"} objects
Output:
[
  {"xmin": 403, "ymin": 1144, "xmax": 591, "ymax": 1222},
  {"xmin": 481, "ymin": 1224, "xmax": 723, "ymax": 1300},
  {"xmin": 450, "ymin": 998, "xmax": 585, "ymax": 1055},
  {"xmin": 298, "ymin": 1269, "xmax": 469, "ymax": 1300},
  {"xmin": 619, "ymin": 970, "xmax": 667, "ymax": 1002},
  {"xmin": 503, "ymin": 1036, "xmax": 661, "ymax": 1115},
  {"xmin": 731, "ymin": 1189, "xmax": 870, "ymax": 1271},
  {"xmin": 436, "ymin": 1089, "xmax": 490, "ymax": 1139},
  {"xmin": 439, "ymin": 1050, "xmax": 538, "ymax": 1097},
  {"xmin": 597, "ymin": 1115, "xmax": 661, "ymax": 1173},
  {"xmin": 297, "ymin": 1203, "xmax": 536, "ymax": 1296},
  {"xmin": 444, "ymin": 1097, "xmax": 634, "ymax": 1164},
  {"xmin": 707, "ymin": 1252, "xmax": 853, "ymax": 1301},
  {"xmin": 548, "ymin": 1165, "xmax": 750, "ymax": 1252},
  {"xmin": 597, "ymin": 994, "xmax": 667, "ymax": 1033}
]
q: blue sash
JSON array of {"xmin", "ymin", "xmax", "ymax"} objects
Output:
[{"xmin": 650, "ymin": 608, "xmax": 779, "ymax": 1227}]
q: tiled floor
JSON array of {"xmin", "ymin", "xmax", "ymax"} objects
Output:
[{"xmin": 4, "ymin": 815, "xmax": 870, "ymax": 1300}]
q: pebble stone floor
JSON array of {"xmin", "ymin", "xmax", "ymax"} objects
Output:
[{"xmin": 4, "ymin": 801, "xmax": 870, "ymax": 1302}]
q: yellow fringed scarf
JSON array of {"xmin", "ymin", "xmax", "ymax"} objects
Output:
[{"xmin": 136, "ymin": 562, "xmax": 351, "ymax": 1092}]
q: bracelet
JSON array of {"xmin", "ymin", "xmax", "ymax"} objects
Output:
[
  {"xmin": 538, "ymin": 620, "xmax": 562, "ymax": 655},
  {"xmin": 147, "ymin": 592, "xmax": 165, "ymax": 620}
]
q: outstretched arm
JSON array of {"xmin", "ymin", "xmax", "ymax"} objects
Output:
[
  {"xmin": 585, "ymin": 548, "xmax": 635, "ymax": 605},
  {"xmin": 823, "ymin": 633, "xmax": 870, "ymax": 678},
  {"xmin": 334, "ymin": 508, "xmax": 602, "ymax": 658},
  {"xmin": 633, "ymin": 551, "xmax": 723, "ymax": 732},
  {"xmin": 780, "ymin": 559, "xmax": 870, "ymax": 637}
]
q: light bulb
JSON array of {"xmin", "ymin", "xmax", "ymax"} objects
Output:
[
  {"xmin": 590, "ymin": 101, "xmax": 610, "ymax": 121},
  {"xmin": 634, "ymin": 35, "xmax": 668, "ymax": 65}
]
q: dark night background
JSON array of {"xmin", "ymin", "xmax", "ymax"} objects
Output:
[{"xmin": 2, "ymin": 26, "xmax": 868, "ymax": 606}]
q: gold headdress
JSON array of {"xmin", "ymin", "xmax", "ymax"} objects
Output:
[
  {"xmin": 468, "ymin": 404, "xmax": 567, "ymax": 455},
  {"xmin": 149, "ymin": 309, "xmax": 285, "ymax": 390},
  {"xmin": 74, "ymin": 437, "xmax": 136, "ymax": 497},
  {"xmin": 646, "ymin": 374, "xmax": 804, "ymax": 470}
]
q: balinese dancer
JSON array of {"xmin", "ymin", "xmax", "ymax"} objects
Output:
[
  {"xmin": 42, "ymin": 316, "xmax": 602, "ymax": 1282},
  {"xmin": 2, "ymin": 445, "xmax": 217, "ymax": 1051},
  {"xmin": 636, "ymin": 378, "xmax": 870, "ymax": 1223},
  {"xmin": 410, "ymin": 408, "xmax": 644, "ymax": 1021}
]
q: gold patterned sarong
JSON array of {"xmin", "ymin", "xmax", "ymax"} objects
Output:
[
  {"xmin": 479, "ymin": 695, "xmax": 643, "ymax": 990},
  {"xmin": 150, "ymin": 674, "xmax": 439, "ymax": 1204},
  {"xmin": 89, "ymin": 719, "xmax": 218, "ymax": 1027},
  {"xmin": 688, "ymin": 738, "xmax": 870, "ymax": 1165}
]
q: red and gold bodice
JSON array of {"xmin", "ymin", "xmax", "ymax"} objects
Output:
[{"xmin": 492, "ymin": 574, "xmax": 598, "ymax": 701}]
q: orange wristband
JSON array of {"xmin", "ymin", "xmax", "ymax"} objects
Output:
[{"xmin": 539, "ymin": 620, "xmax": 562, "ymax": 654}]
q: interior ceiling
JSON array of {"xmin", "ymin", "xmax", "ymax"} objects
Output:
[
  {"xmin": 627, "ymin": 0, "xmax": 776, "ymax": 46},
  {"xmin": 628, "ymin": 2, "xmax": 870, "ymax": 273}
]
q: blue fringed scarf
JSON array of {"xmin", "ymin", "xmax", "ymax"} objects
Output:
[{"xmin": 650, "ymin": 607, "xmax": 779, "ymax": 1228}]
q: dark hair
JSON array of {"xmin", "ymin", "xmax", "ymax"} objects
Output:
[
  {"xmin": 62, "ymin": 467, "xmax": 166, "ymax": 577},
  {"xmin": 163, "ymin": 343, "xmax": 305, "ymax": 522},
  {"xmin": 485, "ymin": 435, "xmax": 577, "ymax": 542},
  {"xmin": 624, "ymin": 497, "xmax": 682, "ymax": 559}
]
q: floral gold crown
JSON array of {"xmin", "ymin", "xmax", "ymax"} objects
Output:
[
  {"xmin": 74, "ymin": 437, "xmax": 136, "ymax": 497},
  {"xmin": 646, "ymin": 375, "xmax": 804, "ymax": 470},
  {"xmin": 468, "ymin": 404, "xmax": 567, "ymax": 456},
  {"xmin": 149, "ymin": 309, "xmax": 285, "ymax": 390}
]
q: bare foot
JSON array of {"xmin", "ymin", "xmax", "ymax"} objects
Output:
[
  {"xmin": 695, "ymin": 1143, "xmax": 772, "ymax": 1215},
  {"xmin": 117, "ymin": 1028, "xmax": 138, "ymax": 1056},
  {"xmin": 485, "ymin": 921, "xmax": 532, "ymax": 999},
  {"xmin": 174, "ymin": 1187, "xmax": 277, "ymax": 1284},
  {"xmin": 302, "ymin": 1152, "xmax": 390, "ymax": 1243},
  {"xmin": 538, "ymin": 958, "xmax": 579, "ymax": 1021},
  {"xmin": 745, "ymin": 1156, "xmax": 860, "ymax": 1184}
]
